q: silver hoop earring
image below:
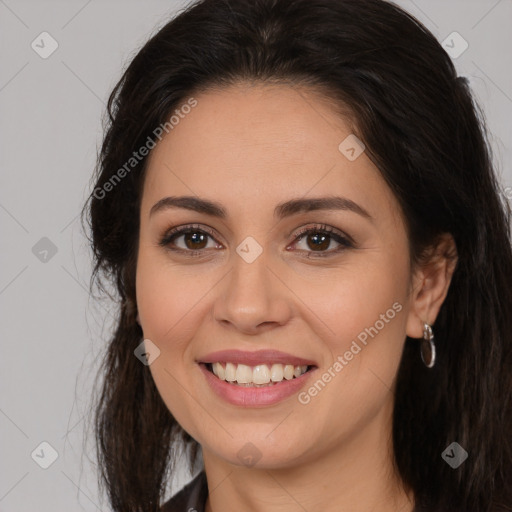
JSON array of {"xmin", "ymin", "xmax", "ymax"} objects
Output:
[{"xmin": 421, "ymin": 323, "xmax": 436, "ymax": 368}]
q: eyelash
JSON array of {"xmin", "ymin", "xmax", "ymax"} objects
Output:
[{"xmin": 159, "ymin": 223, "xmax": 354, "ymax": 259}]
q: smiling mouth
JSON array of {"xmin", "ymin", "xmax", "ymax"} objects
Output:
[{"xmin": 205, "ymin": 362, "xmax": 316, "ymax": 387}]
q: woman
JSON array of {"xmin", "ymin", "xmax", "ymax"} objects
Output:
[{"xmin": 82, "ymin": 0, "xmax": 512, "ymax": 511}]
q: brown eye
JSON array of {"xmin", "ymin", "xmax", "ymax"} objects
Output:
[
  {"xmin": 159, "ymin": 225, "xmax": 222, "ymax": 255},
  {"xmin": 303, "ymin": 232, "xmax": 331, "ymax": 251},
  {"xmin": 181, "ymin": 231, "xmax": 209, "ymax": 250},
  {"xmin": 290, "ymin": 225, "xmax": 353, "ymax": 257}
]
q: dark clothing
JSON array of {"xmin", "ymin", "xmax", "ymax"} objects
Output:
[
  {"xmin": 160, "ymin": 470, "xmax": 434, "ymax": 511},
  {"xmin": 161, "ymin": 471, "xmax": 208, "ymax": 512}
]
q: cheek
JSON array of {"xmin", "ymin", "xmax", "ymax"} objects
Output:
[
  {"xmin": 297, "ymin": 256, "xmax": 408, "ymax": 352},
  {"xmin": 339, "ymin": 271, "xmax": 405, "ymax": 341},
  {"xmin": 135, "ymin": 251, "xmax": 212, "ymax": 436},
  {"xmin": 136, "ymin": 249, "xmax": 210, "ymax": 349},
  {"xmin": 295, "ymin": 252, "xmax": 409, "ymax": 408},
  {"xmin": 290, "ymin": 290, "xmax": 407, "ymax": 451}
]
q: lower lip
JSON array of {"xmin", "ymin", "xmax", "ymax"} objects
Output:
[{"xmin": 199, "ymin": 363, "xmax": 316, "ymax": 407}]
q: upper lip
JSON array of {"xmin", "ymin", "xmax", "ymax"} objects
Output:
[{"xmin": 197, "ymin": 349, "xmax": 317, "ymax": 367}]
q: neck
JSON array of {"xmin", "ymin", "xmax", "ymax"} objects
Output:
[{"xmin": 202, "ymin": 399, "xmax": 415, "ymax": 512}]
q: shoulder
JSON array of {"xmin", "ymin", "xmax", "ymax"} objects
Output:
[{"xmin": 160, "ymin": 471, "xmax": 208, "ymax": 512}]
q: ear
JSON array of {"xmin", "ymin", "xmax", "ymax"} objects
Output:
[{"xmin": 405, "ymin": 233, "xmax": 458, "ymax": 339}]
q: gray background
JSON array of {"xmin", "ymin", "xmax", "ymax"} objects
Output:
[{"xmin": 1, "ymin": 0, "xmax": 511, "ymax": 510}]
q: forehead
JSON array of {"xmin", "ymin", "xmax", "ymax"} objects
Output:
[
  {"xmin": 141, "ymin": 83, "xmax": 398, "ymax": 223},
  {"xmin": 149, "ymin": 82, "xmax": 353, "ymax": 167}
]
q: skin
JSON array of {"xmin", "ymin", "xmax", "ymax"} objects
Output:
[{"xmin": 135, "ymin": 82, "xmax": 457, "ymax": 512}]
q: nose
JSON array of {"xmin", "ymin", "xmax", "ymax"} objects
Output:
[{"xmin": 213, "ymin": 249, "xmax": 293, "ymax": 335}]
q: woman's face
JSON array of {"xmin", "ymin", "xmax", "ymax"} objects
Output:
[{"xmin": 136, "ymin": 83, "xmax": 419, "ymax": 469}]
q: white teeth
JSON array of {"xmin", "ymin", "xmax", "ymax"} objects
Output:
[
  {"xmin": 212, "ymin": 362, "xmax": 225, "ymax": 380},
  {"xmin": 235, "ymin": 364, "xmax": 252, "ymax": 384},
  {"xmin": 283, "ymin": 364, "xmax": 295, "ymax": 380},
  {"xmin": 210, "ymin": 362, "xmax": 310, "ymax": 385},
  {"xmin": 253, "ymin": 364, "xmax": 271, "ymax": 384},
  {"xmin": 225, "ymin": 362, "xmax": 237, "ymax": 382},
  {"xmin": 270, "ymin": 364, "xmax": 284, "ymax": 382}
]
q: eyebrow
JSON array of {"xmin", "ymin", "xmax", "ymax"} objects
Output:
[{"xmin": 149, "ymin": 195, "xmax": 372, "ymax": 221}]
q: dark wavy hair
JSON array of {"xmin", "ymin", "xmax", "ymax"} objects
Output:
[{"xmin": 81, "ymin": 0, "xmax": 512, "ymax": 510}]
